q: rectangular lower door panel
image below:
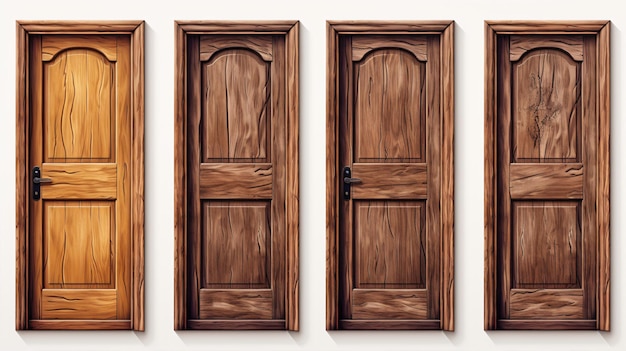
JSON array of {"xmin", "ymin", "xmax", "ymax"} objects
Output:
[
  {"xmin": 484, "ymin": 21, "xmax": 610, "ymax": 330},
  {"xmin": 326, "ymin": 21, "xmax": 454, "ymax": 330},
  {"xmin": 174, "ymin": 21, "xmax": 299, "ymax": 330},
  {"xmin": 15, "ymin": 21, "xmax": 145, "ymax": 331}
]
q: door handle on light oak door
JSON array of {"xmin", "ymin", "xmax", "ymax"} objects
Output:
[
  {"xmin": 342, "ymin": 166, "xmax": 361, "ymax": 200},
  {"xmin": 32, "ymin": 166, "xmax": 52, "ymax": 200}
]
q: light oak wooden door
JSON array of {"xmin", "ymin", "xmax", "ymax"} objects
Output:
[
  {"xmin": 326, "ymin": 21, "xmax": 454, "ymax": 330},
  {"xmin": 484, "ymin": 21, "xmax": 610, "ymax": 330},
  {"xmin": 174, "ymin": 21, "xmax": 299, "ymax": 330},
  {"xmin": 16, "ymin": 22, "xmax": 145, "ymax": 331}
]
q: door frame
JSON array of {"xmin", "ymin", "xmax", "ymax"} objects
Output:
[
  {"xmin": 483, "ymin": 20, "xmax": 610, "ymax": 330},
  {"xmin": 15, "ymin": 20, "xmax": 145, "ymax": 331},
  {"xmin": 173, "ymin": 20, "xmax": 300, "ymax": 330},
  {"xmin": 325, "ymin": 21, "xmax": 455, "ymax": 330}
]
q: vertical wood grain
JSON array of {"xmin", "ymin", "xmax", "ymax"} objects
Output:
[
  {"xmin": 512, "ymin": 49, "xmax": 580, "ymax": 162},
  {"xmin": 483, "ymin": 22, "xmax": 497, "ymax": 330},
  {"xmin": 28, "ymin": 35, "xmax": 44, "ymax": 323},
  {"xmin": 15, "ymin": 22, "xmax": 28, "ymax": 329},
  {"xmin": 173, "ymin": 21, "xmax": 187, "ymax": 330},
  {"xmin": 484, "ymin": 21, "xmax": 609, "ymax": 331},
  {"xmin": 497, "ymin": 35, "xmax": 512, "ymax": 321},
  {"xmin": 202, "ymin": 202, "xmax": 270, "ymax": 287},
  {"xmin": 285, "ymin": 21, "xmax": 300, "ymax": 331},
  {"xmin": 513, "ymin": 202, "xmax": 580, "ymax": 288},
  {"xmin": 354, "ymin": 201, "xmax": 425, "ymax": 288},
  {"xmin": 130, "ymin": 21, "xmax": 146, "ymax": 331},
  {"xmin": 582, "ymin": 36, "xmax": 597, "ymax": 322},
  {"xmin": 16, "ymin": 21, "xmax": 144, "ymax": 331},
  {"xmin": 45, "ymin": 202, "xmax": 113, "ymax": 286},
  {"xmin": 354, "ymin": 49, "xmax": 425, "ymax": 163},
  {"xmin": 175, "ymin": 21, "xmax": 299, "ymax": 330},
  {"xmin": 186, "ymin": 36, "xmax": 201, "ymax": 320},
  {"xmin": 597, "ymin": 23, "xmax": 610, "ymax": 331},
  {"xmin": 325, "ymin": 22, "xmax": 339, "ymax": 330},
  {"xmin": 44, "ymin": 48, "xmax": 114, "ymax": 162},
  {"xmin": 202, "ymin": 49, "xmax": 270, "ymax": 162},
  {"xmin": 440, "ymin": 21, "xmax": 454, "ymax": 331},
  {"xmin": 329, "ymin": 22, "xmax": 453, "ymax": 330}
]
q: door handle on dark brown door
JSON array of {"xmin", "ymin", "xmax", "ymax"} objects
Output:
[
  {"xmin": 32, "ymin": 166, "xmax": 52, "ymax": 200},
  {"xmin": 342, "ymin": 166, "xmax": 361, "ymax": 200}
]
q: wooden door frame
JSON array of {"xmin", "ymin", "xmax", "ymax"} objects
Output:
[
  {"xmin": 484, "ymin": 20, "xmax": 610, "ymax": 331},
  {"xmin": 173, "ymin": 20, "xmax": 300, "ymax": 331},
  {"xmin": 325, "ymin": 21, "xmax": 455, "ymax": 331},
  {"xmin": 15, "ymin": 20, "xmax": 144, "ymax": 331}
]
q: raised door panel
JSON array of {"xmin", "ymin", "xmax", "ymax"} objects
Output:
[
  {"xmin": 484, "ymin": 21, "xmax": 609, "ymax": 331},
  {"xmin": 174, "ymin": 21, "xmax": 299, "ymax": 331},
  {"xmin": 326, "ymin": 21, "xmax": 454, "ymax": 331},
  {"xmin": 16, "ymin": 21, "xmax": 144, "ymax": 331}
]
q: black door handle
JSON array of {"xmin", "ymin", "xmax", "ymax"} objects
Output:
[
  {"xmin": 342, "ymin": 166, "xmax": 360, "ymax": 200},
  {"xmin": 32, "ymin": 166, "xmax": 52, "ymax": 200}
]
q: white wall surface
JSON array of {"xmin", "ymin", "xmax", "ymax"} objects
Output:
[{"xmin": 1, "ymin": 0, "xmax": 623, "ymax": 350}]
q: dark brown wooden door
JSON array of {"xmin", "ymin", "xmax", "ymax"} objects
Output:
[
  {"xmin": 326, "ymin": 22, "xmax": 454, "ymax": 330},
  {"xmin": 174, "ymin": 21, "xmax": 299, "ymax": 330},
  {"xmin": 16, "ymin": 21, "xmax": 145, "ymax": 331},
  {"xmin": 484, "ymin": 21, "xmax": 610, "ymax": 330}
]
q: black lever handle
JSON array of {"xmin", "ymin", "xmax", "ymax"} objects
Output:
[
  {"xmin": 343, "ymin": 166, "xmax": 360, "ymax": 200},
  {"xmin": 32, "ymin": 166, "xmax": 52, "ymax": 200}
]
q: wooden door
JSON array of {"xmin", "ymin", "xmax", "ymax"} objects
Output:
[
  {"xmin": 16, "ymin": 21, "xmax": 145, "ymax": 331},
  {"xmin": 174, "ymin": 21, "xmax": 299, "ymax": 330},
  {"xmin": 484, "ymin": 21, "xmax": 610, "ymax": 330},
  {"xmin": 326, "ymin": 21, "xmax": 454, "ymax": 330}
]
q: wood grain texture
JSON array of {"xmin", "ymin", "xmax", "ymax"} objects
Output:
[
  {"xmin": 199, "ymin": 289, "xmax": 272, "ymax": 319},
  {"xmin": 483, "ymin": 21, "xmax": 498, "ymax": 330},
  {"xmin": 15, "ymin": 22, "xmax": 28, "ymax": 330},
  {"xmin": 200, "ymin": 35, "xmax": 272, "ymax": 62},
  {"xmin": 440, "ymin": 22, "xmax": 455, "ymax": 331},
  {"xmin": 354, "ymin": 49, "xmax": 425, "ymax": 162},
  {"xmin": 597, "ymin": 23, "xmax": 610, "ymax": 331},
  {"xmin": 202, "ymin": 202, "xmax": 270, "ymax": 287},
  {"xmin": 15, "ymin": 21, "xmax": 144, "ymax": 331},
  {"xmin": 325, "ymin": 21, "xmax": 340, "ymax": 330},
  {"xmin": 130, "ymin": 20, "xmax": 145, "ymax": 332},
  {"xmin": 45, "ymin": 202, "xmax": 113, "ymax": 286},
  {"xmin": 40, "ymin": 164, "xmax": 117, "ymax": 199},
  {"xmin": 496, "ymin": 319, "xmax": 595, "ymax": 330},
  {"xmin": 510, "ymin": 35, "xmax": 583, "ymax": 62},
  {"xmin": 44, "ymin": 48, "xmax": 114, "ymax": 162},
  {"xmin": 351, "ymin": 35, "xmax": 427, "ymax": 61},
  {"xmin": 199, "ymin": 164, "xmax": 272, "ymax": 199},
  {"xmin": 512, "ymin": 49, "xmax": 580, "ymax": 162},
  {"xmin": 29, "ymin": 320, "xmax": 130, "ymax": 330},
  {"xmin": 510, "ymin": 289, "xmax": 583, "ymax": 319},
  {"xmin": 285, "ymin": 21, "xmax": 300, "ymax": 331},
  {"xmin": 513, "ymin": 202, "xmax": 580, "ymax": 287},
  {"xmin": 41, "ymin": 289, "xmax": 116, "ymax": 319},
  {"xmin": 174, "ymin": 21, "xmax": 299, "ymax": 330},
  {"xmin": 327, "ymin": 21, "xmax": 454, "ymax": 330},
  {"xmin": 202, "ymin": 49, "xmax": 270, "ymax": 162},
  {"xmin": 352, "ymin": 289, "xmax": 427, "ymax": 319},
  {"xmin": 484, "ymin": 21, "xmax": 609, "ymax": 331},
  {"xmin": 355, "ymin": 201, "xmax": 425, "ymax": 288},
  {"xmin": 351, "ymin": 164, "xmax": 427, "ymax": 199},
  {"xmin": 510, "ymin": 164, "xmax": 583, "ymax": 199},
  {"xmin": 43, "ymin": 35, "xmax": 117, "ymax": 61},
  {"xmin": 173, "ymin": 21, "xmax": 187, "ymax": 330},
  {"xmin": 187, "ymin": 320, "xmax": 285, "ymax": 330}
]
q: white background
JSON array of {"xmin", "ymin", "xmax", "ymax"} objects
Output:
[{"xmin": 1, "ymin": 0, "xmax": 624, "ymax": 350}]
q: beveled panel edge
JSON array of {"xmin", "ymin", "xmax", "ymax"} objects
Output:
[
  {"xmin": 326, "ymin": 21, "xmax": 454, "ymax": 331},
  {"xmin": 174, "ymin": 20, "xmax": 299, "ymax": 331},
  {"xmin": 15, "ymin": 20, "xmax": 145, "ymax": 331}
]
